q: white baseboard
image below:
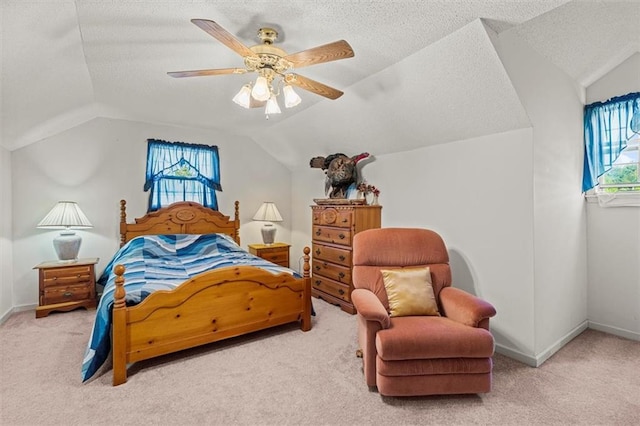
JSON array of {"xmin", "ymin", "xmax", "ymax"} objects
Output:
[
  {"xmin": 588, "ymin": 321, "xmax": 639, "ymax": 341},
  {"xmin": 495, "ymin": 320, "xmax": 589, "ymax": 367},
  {"xmin": 0, "ymin": 304, "xmax": 37, "ymax": 326}
]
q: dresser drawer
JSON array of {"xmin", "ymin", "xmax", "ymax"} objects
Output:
[
  {"xmin": 312, "ymin": 260, "xmax": 351, "ymax": 284},
  {"xmin": 312, "ymin": 225, "xmax": 352, "ymax": 247},
  {"xmin": 312, "ymin": 243, "xmax": 351, "ymax": 267},
  {"xmin": 42, "ymin": 266, "xmax": 93, "ymax": 288},
  {"xmin": 312, "ymin": 275, "xmax": 351, "ymax": 302},
  {"xmin": 43, "ymin": 283, "xmax": 92, "ymax": 305},
  {"xmin": 312, "ymin": 208, "xmax": 353, "ymax": 228}
]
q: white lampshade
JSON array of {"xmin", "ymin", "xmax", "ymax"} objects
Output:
[
  {"xmin": 251, "ymin": 76, "xmax": 271, "ymax": 102},
  {"xmin": 265, "ymin": 94, "xmax": 282, "ymax": 116},
  {"xmin": 37, "ymin": 201, "xmax": 93, "ymax": 262},
  {"xmin": 283, "ymin": 85, "xmax": 302, "ymax": 108},
  {"xmin": 253, "ymin": 202, "xmax": 283, "ymax": 245},
  {"xmin": 232, "ymin": 84, "xmax": 252, "ymax": 109}
]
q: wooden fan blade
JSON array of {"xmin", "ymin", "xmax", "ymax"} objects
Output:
[
  {"xmin": 284, "ymin": 40, "xmax": 354, "ymax": 69},
  {"xmin": 167, "ymin": 68, "xmax": 247, "ymax": 78},
  {"xmin": 191, "ymin": 19, "xmax": 257, "ymax": 58},
  {"xmin": 285, "ymin": 74, "xmax": 344, "ymax": 100}
]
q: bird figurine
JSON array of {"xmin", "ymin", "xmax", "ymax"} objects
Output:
[{"xmin": 309, "ymin": 152, "xmax": 370, "ymax": 198}]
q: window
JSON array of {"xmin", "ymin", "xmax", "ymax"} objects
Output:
[
  {"xmin": 598, "ymin": 134, "xmax": 639, "ymax": 192},
  {"xmin": 582, "ymin": 92, "xmax": 640, "ymax": 194},
  {"xmin": 144, "ymin": 139, "xmax": 221, "ymax": 212}
]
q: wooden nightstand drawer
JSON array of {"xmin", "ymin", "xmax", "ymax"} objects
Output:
[
  {"xmin": 248, "ymin": 243, "xmax": 290, "ymax": 268},
  {"xmin": 43, "ymin": 283, "xmax": 92, "ymax": 305},
  {"xmin": 42, "ymin": 266, "xmax": 93, "ymax": 287}
]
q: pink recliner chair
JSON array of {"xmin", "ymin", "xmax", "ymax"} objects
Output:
[{"xmin": 351, "ymin": 228, "xmax": 497, "ymax": 396}]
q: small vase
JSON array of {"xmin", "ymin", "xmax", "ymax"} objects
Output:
[{"xmin": 371, "ymin": 195, "xmax": 378, "ymax": 205}]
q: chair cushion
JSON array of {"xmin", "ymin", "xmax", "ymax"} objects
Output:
[
  {"xmin": 381, "ymin": 267, "xmax": 439, "ymax": 317},
  {"xmin": 375, "ymin": 316, "xmax": 495, "ymax": 361}
]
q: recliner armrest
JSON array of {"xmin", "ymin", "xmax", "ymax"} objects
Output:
[
  {"xmin": 351, "ymin": 289, "xmax": 391, "ymax": 329},
  {"xmin": 440, "ymin": 287, "xmax": 496, "ymax": 329}
]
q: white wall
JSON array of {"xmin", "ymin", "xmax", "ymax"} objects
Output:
[
  {"xmin": 0, "ymin": 146, "xmax": 13, "ymax": 321},
  {"xmin": 11, "ymin": 117, "xmax": 294, "ymax": 307},
  {"xmin": 585, "ymin": 54, "xmax": 640, "ymax": 340},
  {"xmin": 495, "ymin": 28, "xmax": 589, "ymax": 361},
  {"xmin": 291, "ymin": 127, "xmax": 537, "ymax": 358}
]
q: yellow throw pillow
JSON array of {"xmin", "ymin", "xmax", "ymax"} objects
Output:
[{"xmin": 381, "ymin": 267, "xmax": 440, "ymax": 317}]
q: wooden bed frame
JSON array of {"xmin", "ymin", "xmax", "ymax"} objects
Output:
[{"xmin": 111, "ymin": 200, "xmax": 311, "ymax": 386}]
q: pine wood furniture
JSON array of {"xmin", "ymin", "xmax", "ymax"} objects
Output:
[
  {"xmin": 34, "ymin": 258, "xmax": 98, "ymax": 318},
  {"xmin": 310, "ymin": 203, "xmax": 382, "ymax": 314},
  {"xmin": 248, "ymin": 242, "xmax": 291, "ymax": 267},
  {"xmin": 111, "ymin": 200, "xmax": 311, "ymax": 386}
]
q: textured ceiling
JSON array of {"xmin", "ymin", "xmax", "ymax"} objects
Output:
[{"xmin": 2, "ymin": 0, "xmax": 639, "ymax": 169}]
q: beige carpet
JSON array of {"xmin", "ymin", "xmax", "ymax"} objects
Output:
[{"xmin": 1, "ymin": 301, "xmax": 638, "ymax": 426}]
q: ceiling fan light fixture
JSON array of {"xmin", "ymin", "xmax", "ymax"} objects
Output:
[
  {"xmin": 283, "ymin": 84, "xmax": 302, "ymax": 108},
  {"xmin": 265, "ymin": 94, "xmax": 282, "ymax": 116},
  {"xmin": 251, "ymin": 76, "xmax": 271, "ymax": 101},
  {"xmin": 232, "ymin": 83, "xmax": 252, "ymax": 108}
]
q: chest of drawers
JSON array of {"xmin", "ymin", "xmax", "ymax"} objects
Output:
[{"xmin": 311, "ymin": 203, "xmax": 381, "ymax": 314}]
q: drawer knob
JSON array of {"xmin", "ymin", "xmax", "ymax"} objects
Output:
[
  {"xmin": 63, "ymin": 292, "xmax": 73, "ymax": 298},
  {"xmin": 338, "ymin": 289, "xmax": 345, "ymax": 295},
  {"xmin": 314, "ymin": 280, "xmax": 321, "ymax": 286},
  {"xmin": 342, "ymin": 218, "xmax": 348, "ymax": 223},
  {"xmin": 315, "ymin": 249, "xmax": 321, "ymax": 255},
  {"xmin": 338, "ymin": 233, "xmax": 345, "ymax": 239},
  {"xmin": 339, "ymin": 255, "xmax": 345, "ymax": 261},
  {"xmin": 315, "ymin": 265, "xmax": 321, "ymax": 271},
  {"xmin": 338, "ymin": 272, "xmax": 345, "ymax": 279},
  {"xmin": 315, "ymin": 230, "xmax": 321, "ymax": 236}
]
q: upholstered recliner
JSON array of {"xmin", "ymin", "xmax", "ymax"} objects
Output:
[{"xmin": 351, "ymin": 228, "xmax": 497, "ymax": 397}]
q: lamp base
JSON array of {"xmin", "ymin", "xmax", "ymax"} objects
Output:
[
  {"xmin": 261, "ymin": 224, "xmax": 277, "ymax": 245},
  {"xmin": 53, "ymin": 231, "xmax": 81, "ymax": 262}
]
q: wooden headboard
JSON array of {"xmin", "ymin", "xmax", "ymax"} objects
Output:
[{"xmin": 119, "ymin": 200, "xmax": 240, "ymax": 247}]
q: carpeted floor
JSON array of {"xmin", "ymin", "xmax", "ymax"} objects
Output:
[{"xmin": 0, "ymin": 301, "xmax": 638, "ymax": 425}]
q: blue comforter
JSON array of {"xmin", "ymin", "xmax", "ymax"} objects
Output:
[{"xmin": 81, "ymin": 233, "xmax": 299, "ymax": 382}]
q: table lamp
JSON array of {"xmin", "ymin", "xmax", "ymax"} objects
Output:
[
  {"xmin": 37, "ymin": 201, "xmax": 93, "ymax": 262},
  {"xmin": 252, "ymin": 202, "xmax": 283, "ymax": 245}
]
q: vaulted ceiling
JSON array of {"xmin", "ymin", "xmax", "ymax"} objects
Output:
[{"xmin": 2, "ymin": 1, "xmax": 639, "ymax": 169}]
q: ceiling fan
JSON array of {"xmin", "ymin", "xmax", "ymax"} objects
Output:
[{"xmin": 168, "ymin": 19, "xmax": 355, "ymax": 116}]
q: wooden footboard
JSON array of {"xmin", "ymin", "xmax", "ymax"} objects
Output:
[{"xmin": 112, "ymin": 247, "xmax": 312, "ymax": 386}]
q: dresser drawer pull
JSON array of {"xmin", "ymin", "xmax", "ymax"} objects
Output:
[
  {"xmin": 315, "ymin": 249, "xmax": 321, "ymax": 255},
  {"xmin": 339, "ymin": 255, "xmax": 346, "ymax": 261},
  {"xmin": 338, "ymin": 233, "xmax": 346, "ymax": 239},
  {"xmin": 314, "ymin": 280, "xmax": 321, "ymax": 286},
  {"xmin": 338, "ymin": 289, "xmax": 345, "ymax": 295},
  {"xmin": 342, "ymin": 218, "xmax": 348, "ymax": 223},
  {"xmin": 52, "ymin": 277, "xmax": 57, "ymax": 281},
  {"xmin": 315, "ymin": 265, "xmax": 321, "ymax": 271},
  {"xmin": 63, "ymin": 292, "xmax": 73, "ymax": 298},
  {"xmin": 338, "ymin": 272, "xmax": 345, "ymax": 279},
  {"xmin": 315, "ymin": 230, "xmax": 321, "ymax": 236}
]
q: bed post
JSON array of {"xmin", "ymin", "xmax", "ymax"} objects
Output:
[
  {"xmin": 234, "ymin": 200, "xmax": 240, "ymax": 245},
  {"xmin": 301, "ymin": 246, "xmax": 312, "ymax": 331},
  {"xmin": 112, "ymin": 264, "xmax": 127, "ymax": 386},
  {"xmin": 119, "ymin": 200, "xmax": 127, "ymax": 247}
]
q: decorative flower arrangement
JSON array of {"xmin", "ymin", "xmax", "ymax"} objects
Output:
[
  {"xmin": 357, "ymin": 182, "xmax": 380, "ymax": 205},
  {"xmin": 357, "ymin": 182, "xmax": 380, "ymax": 196}
]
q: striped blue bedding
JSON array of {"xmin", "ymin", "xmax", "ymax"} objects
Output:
[{"xmin": 81, "ymin": 233, "xmax": 299, "ymax": 382}]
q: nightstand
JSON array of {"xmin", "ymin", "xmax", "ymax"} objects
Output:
[
  {"xmin": 33, "ymin": 258, "xmax": 99, "ymax": 318},
  {"xmin": 248, "ymin": 243, "xmax": 290, "ymax": 268}
]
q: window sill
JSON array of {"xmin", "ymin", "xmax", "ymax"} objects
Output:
[{"xmin": 585, "ymin": 191, "xmax": 640, "ymax": 207}]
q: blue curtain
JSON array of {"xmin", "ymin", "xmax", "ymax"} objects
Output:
[
  {"xmin": 144, "ymin": 139, "xmax": 221, "ymax": 211},
  {"xmin": 582, "ymin": 92, "xmax": 640, "ymax": 192}
]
